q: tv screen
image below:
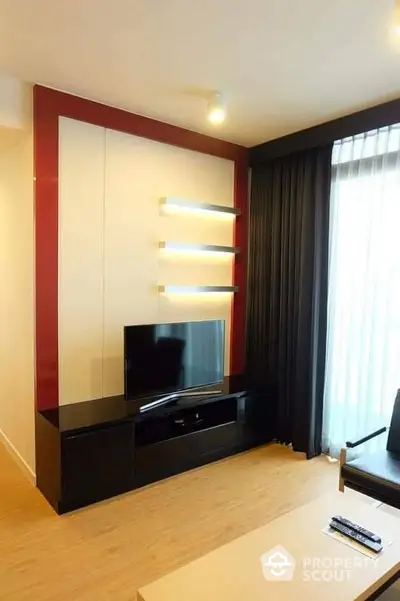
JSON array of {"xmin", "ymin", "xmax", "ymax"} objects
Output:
[{"xmin": 124, "ymin": 320, "xmax": 225, "ymax": 400}]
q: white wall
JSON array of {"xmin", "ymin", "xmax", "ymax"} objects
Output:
[
  {"xmin": 0, "ymin": 75, "xmax": 31, "ymax": 130},
  {"xmin": 0, "ymin": 126, "xmax": 35, "ymax": 475},
  {"xmin": 59, "ymin": 117, "xmax": 235, "ymax": 405},
  {"xmin": 58, "ymin": 120, "xmax": 106, "ymax": 403}
]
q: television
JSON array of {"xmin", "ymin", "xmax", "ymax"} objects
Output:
[{"xmin": 124, "ymin": 319, "xmax": 225, "ymax": 400}]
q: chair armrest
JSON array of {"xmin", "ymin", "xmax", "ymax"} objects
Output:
[{"xmin": 346, "ymin": 427, "xmax": 387, "ymax": 449}]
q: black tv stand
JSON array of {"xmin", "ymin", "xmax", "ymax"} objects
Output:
[{"xmin": 35, "ymin": 375, "xmax": 274, "ymax": 514}]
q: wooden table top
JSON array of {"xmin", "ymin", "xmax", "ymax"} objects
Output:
[{"xmin": 137, "ymin": 492, "xmax": 399, "ymax": 601}]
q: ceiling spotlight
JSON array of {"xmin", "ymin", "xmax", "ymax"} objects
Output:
[{"xmin": 208, "ymin": 92, "xmax": 226, "ymax": 125}]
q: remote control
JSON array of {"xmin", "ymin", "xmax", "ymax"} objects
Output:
[
  {"xmin": 332, "ymin": 515, "xmax": 382, "ymax": 544},
  {"xmin": 329, "ymin": 520, "xmax": 383, "ymax": 553}
]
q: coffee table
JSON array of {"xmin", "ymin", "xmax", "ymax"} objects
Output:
[{"xmin": 137, "ymin": 492, "xmax": 399, "ymax": 601}]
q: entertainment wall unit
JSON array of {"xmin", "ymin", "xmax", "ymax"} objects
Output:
[{"xmin": 36, "ymin": 375, "xmax": 273, "ymax": 514}]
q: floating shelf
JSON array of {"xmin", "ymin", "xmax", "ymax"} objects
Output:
[
  {"xmin": 159, "ymin": 197, "xmax": 241, "ymax": 217},
  {"xmin": 158, "ymin": 285, "xmax": 239, "ymax": 295},
  {"xmin": 159, "ymin": 241, "xmax": 240, "ymax": 255}
]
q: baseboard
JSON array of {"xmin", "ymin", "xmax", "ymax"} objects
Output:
[{"xmin": 0, "ymin": 427, "xmax": 36, "ymax": 485}]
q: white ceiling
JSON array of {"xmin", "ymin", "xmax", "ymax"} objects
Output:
[{"xmin": 0, "ymin": 0, "xmax": 399, "ymax": 146}]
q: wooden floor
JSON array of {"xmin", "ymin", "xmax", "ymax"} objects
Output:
[{"xmin": 0, "ymin": 443, "xmax": 338, "ymax": 601}]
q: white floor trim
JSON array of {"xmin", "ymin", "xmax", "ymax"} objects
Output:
[{"xmin": 0, "ymin": 427, "xmax": 36, "ymax": 485}]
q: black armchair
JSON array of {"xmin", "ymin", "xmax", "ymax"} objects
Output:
[{"xmin": 339, "ymin": 390, "xmax": 400, "ymax": 509}]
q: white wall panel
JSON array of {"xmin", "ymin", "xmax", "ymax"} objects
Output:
[
  {"xmin": 103, "ymin": 131, "xmax": 234, "ymax": 396},
  {"xmin": 102, "ymin": 130, "xmax": 160, "ymax": 396},
  {"xmin": 58, "ymin": 118, "xmax": 106, "ymax": 404},
  {"xmin": 59, "ymin": 119, "xmax": 235, "ymax": 404}
]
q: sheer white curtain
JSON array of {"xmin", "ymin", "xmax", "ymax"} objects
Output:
[{"xmin": 322, "ymin": 124, "xmax": 400, "ymax": 457}]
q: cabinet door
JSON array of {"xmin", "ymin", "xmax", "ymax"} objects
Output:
[
  {"xmin": 241, "ymin": 393, "xmax": 275, "ymax": 446},
  {"xmin": 134, "ymin": 422, "xmax": 242, "ymax": 488},
  {"xmin": 61, "ymin": 421, "xmax": 134, "ymax": 511}
]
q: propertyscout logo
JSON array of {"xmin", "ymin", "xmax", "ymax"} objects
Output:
[
  {"xmin": 260, "ymin": 546, "xmax": 374, "ymax": 582},
  {"xmin": 260, "ymin": 546, "xmax": 295, "ymax": 581}
]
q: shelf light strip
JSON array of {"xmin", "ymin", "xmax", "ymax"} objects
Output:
[
  {"xmin": 160, "ymin": 197, "xmax": 241, "ymax": 217},
  {"xmin": 158, "ymin": 285, "xmax": 239, "ymax": 295},
  {"xmin": 159, "ymin": 242, "xmax": 239, "ymax": 255}
]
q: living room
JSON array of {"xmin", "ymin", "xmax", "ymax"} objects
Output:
[{"xmin": 0, "ymin": 1, "xmax": 399, "ymax": 600}]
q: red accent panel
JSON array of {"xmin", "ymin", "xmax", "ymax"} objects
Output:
[
  {"xmin": 230, "ymin": 157, "xmax": 248, "ymax": 375},
  {"xmin": 34, "ymin": 91, "xmax": 59, "ymax": 410},
  {"xmin": 35, "ymin": 86, "xmax": 245, "ymax": 162},
  {"xmin": 33, "ymin": 85, "xmax": 248, "ymax": 409}
]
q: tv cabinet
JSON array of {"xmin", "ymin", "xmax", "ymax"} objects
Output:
[{"xmin": 36, "ymin": 376, "xmax": 274, "ymax": 514}]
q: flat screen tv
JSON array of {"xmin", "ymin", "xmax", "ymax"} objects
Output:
[{"xmin": 124, "ymin": 319, "xmax": 225, "ymax": 400}]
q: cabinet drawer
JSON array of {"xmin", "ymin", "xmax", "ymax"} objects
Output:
[
  {"xmin": 134, "ymin": 421, "xmax": 242, "ymax": 487},
  {"xmin": 61, "ymin": 422, "xmax": 134, "ymax": 509}
]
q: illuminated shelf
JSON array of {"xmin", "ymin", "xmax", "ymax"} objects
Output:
[
  {"xmin": 159, "ymin": 197, "xmax": 241, "ymax": 218},
  {"xmin": 159, "ymin": 241, "xmax": 239, "ymax": 256},
  {"xmin": 158, "ymin": 285, "xmax": 239, "ymax": 295}
]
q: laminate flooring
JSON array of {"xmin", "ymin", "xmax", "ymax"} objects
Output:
[{"xmin": 0, "ymin": 442, "xmax": 345, "ymax": 601}]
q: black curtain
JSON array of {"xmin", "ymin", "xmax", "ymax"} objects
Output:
[{"xmin": 246, "ymin": 144, "xmax": 333, "ymax": 458}]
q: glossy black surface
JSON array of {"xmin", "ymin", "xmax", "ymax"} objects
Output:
[
  {"xmin": 133, "ymin": 421, "xmax": 244, "ymax": 488},
  {"xmin": 124, "ymin": 320, "xmax": 225, "ymax": 399},
  {"xmin": 36, "ymin": 375, "xmax": 274, "ymax": 514},
  {"xmin": 61, "ymin": 421, "xmax": 135, "ymax": 512},
  {"xmin": 135, "ymin": 396, "xmax": 238, "ymax": 447},
  {"xmin": 39, "ymin": 375, "xmax": 249, "ymax": 435},
  {"xmin": 35, "ymin": 412, "xmax": 61, "ymax": 513}
]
